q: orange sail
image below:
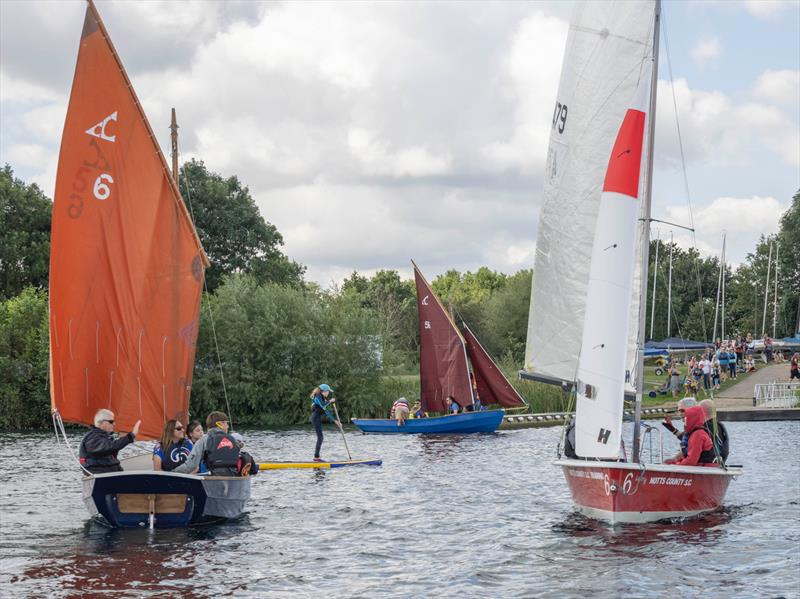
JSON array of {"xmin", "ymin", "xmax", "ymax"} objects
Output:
[
  {"xmin": 49, "ymin": 1, "xmax": 207, "ymax": 440},
  {"xmin": 413, "ymin": 261, "xmax": 474, "ymax": 413}
]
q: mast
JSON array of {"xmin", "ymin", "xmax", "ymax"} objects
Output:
[
  {"xmin": 667, "ymin": 231, "xmax": 673, "ymax": 338},
  {"xmin": 632, "ymin": 0, "xmax": 661, "ymax": 463},
  {"xmin": 721, "ymin": 233, "xmax": 726, "ymax": 341},
  {"xmin": 712, "ymin": 233, "xmax": 724, "ymax": 342},
  {"xmin": 762, "ymin": 243, "xmax": 773, "ymax": 335},
  {"xmin": 649, "ymin": 232, "xmax": 660, "ymax": 339},
  {"xmin": 773, "ymin": 241, "xmax": 779, "ymax": 338},
  {"xmin": 170, "ymin": 107, "xmax": 179, "ymax": 185}
]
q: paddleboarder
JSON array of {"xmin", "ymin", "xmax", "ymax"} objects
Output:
[{"xmin": 311, "ymin": 384, "xmax": 337, "ymax": 461}]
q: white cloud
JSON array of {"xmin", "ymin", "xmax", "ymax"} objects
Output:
[
  {"xmin": 481, "ymin": 12, "xmax": 568, "ymax": 175},
  {"xmin": 753, "ymin": 69, "xmax": 800, "ymax": 106},
  {"xmin": 662, "ymin": 195, "xmax": 787, "ymax": 266},
  {"xmin": 347, "ymin": 128, "xmax": 451, "ymax": 177},
  {"xmin": 690, "ymin": 35, "xmax": 723, "ymax": 67},
  {"xmin": 655, "ymin": 78, "xmax": 799, "ymax": 167},
  {"xmin": 1, "ymin": 1, "xmax": 795, "ymax": 286},
  {"xmin": 742, "ymin": 0, "xmax": 793, "ymax": 19}
]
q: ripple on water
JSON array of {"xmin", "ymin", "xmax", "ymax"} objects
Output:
[{"xmin": 0, "ymin": 421, "xmax": 798, "ymax": 597}]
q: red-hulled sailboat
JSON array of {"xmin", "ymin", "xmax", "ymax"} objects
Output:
[
  {"xmin": 522, "ymin": 0, "xmax": 741, "ymax": 524},
  {"xmin": 352, "ymin": 261, "xmax": 526, "ymax": 433},
  {"xmin": 50, "ymin": 0, "xmax": 251, "ymax": 527}
]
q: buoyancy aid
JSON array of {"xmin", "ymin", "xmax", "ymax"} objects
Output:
[
  {"xmin": 703, "ymin": 420, "xmax": 730, "ymax": 462},
  {"xmin": 682, "ymin": 428, "xmax": 716, "ymax": 464},
  {"xmin": 203, "ymin": 428, "xmax": 242, "ymax": 476},
  {"xmin": 160, "ymin": 439, "xmax": 191, "ymax": 471}
]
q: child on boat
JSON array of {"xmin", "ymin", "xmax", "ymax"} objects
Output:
[{"xmin": 390, "ymin": 397, "xmax": 410, "ymax": 426}]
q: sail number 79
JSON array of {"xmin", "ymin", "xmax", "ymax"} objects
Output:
[{"xmin": 552, "ymin": 101, "xmax": 568, "ymax": 134}]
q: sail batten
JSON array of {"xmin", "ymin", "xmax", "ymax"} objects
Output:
[{"xmin": 50, "ymin": 2, "xmax": 206, "ymax": 440}]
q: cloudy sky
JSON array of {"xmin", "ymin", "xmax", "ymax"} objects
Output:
[{"xmin": 1, "ymin": 0, "xmax": 798, "ymax": 285}]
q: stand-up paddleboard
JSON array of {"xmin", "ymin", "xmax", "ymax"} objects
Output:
[{"xmin": 258, "ymin": 458, "xmax": 382, "ymax": 470}]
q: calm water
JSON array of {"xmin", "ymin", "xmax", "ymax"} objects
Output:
[{"xmin": 1, "ymin": 421, "xmax": 798, "ymax": 598}]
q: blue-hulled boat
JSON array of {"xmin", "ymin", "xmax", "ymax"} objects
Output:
[
  {"xmin": 350, "ymin": 262, "xmax": 526, "ymax": 434},
  {"xmin": 49, "ymin": 1, "xmax": 254, "ymax": 529},
  {"xmin": 352, "ymin": 409, "xmax": 505, "ymax": 434},
  {"xmin": 84, "ymin": 469, "xmax": 250, "ymax": 529}
]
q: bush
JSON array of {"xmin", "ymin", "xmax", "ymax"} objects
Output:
[{"xmin": 0, "ymin": 287, "xmax": 50, "ymax": 428}]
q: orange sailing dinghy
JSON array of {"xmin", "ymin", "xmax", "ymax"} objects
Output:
[{"xmin": 50, "ymin": 0, "xmax": 250, "ymax": 528}]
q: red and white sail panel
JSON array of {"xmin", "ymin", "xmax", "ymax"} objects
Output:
[{"xmin": 574, "ymin": 75, "xmax": 650, "ymax": 458}]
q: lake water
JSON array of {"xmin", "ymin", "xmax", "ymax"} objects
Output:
[{"xmin": 1, "ymin": 420, "xmax": 798, "ymax": 598}]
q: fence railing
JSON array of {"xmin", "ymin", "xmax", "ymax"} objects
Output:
[{"xmin": 753, "ymin": 382, "xmax": 800, "ymax": 408}]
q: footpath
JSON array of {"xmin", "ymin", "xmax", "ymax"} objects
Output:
[{"xmin": 714, "ymin": 362, "xmax": 794, "ymax": 409}]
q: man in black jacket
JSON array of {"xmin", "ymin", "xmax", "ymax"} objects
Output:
[{"xmin": 79, "ymin": 409, "xmax": 141, "ymax": 474}]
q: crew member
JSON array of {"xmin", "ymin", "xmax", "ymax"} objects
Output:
[
  {"xmin": 310, "ymin": 384, "xmax": 336, "ymax": 462},
  {"xmin": 665, "ymin": 405, "xmax": 716, "ymax": 466},
  {"xmin": 79, "ymin": 409, "xmax": 141, "ymax": 474},
  {"xmin": 173, "ymin": 411, "xmax": 257, "ymax": 476}
]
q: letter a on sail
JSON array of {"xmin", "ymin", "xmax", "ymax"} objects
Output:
[{"xmin": 86, "ymin": 111, "xmax": 118, "ymax": 142}]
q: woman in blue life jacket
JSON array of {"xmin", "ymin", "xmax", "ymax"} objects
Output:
[
  {"xmin": 153, "ymin": 419, "xmax": 192, "ymax": 471},
  {"xmin": 311, "ymin": 384, "xmax": 336, "ymax": 462}
]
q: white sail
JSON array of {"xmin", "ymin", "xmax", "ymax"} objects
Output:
[
  {"xmin": 525, "ymin": 1, "xmax": 656, "ymax": 385},
  {"xmin": 575, "ymin": 75, "xmax": 651, "ymax": 458}
]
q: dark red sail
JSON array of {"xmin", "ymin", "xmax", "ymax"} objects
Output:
[
  {"xmin": 414, "ymin": 261, "xmax": 473, "ymax": 413},
  {"xmin": 463, "ymin": 326, "xmax": 526, "ymax": 408}
]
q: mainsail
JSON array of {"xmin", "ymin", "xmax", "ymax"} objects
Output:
[
  {"xmin": 49, "ymin": 1, "xmax": 207, "ymax": 440},
  {"xmin": 524, "ymin": 1, "xmax": 656, "ymax": 385},
  {"xmin": 413, "ymin": 262, "xmax": 474, "ymax": 412},
  {"xmin": 463, "ymin": 326, "xmax": 526, "ymax": 408}
]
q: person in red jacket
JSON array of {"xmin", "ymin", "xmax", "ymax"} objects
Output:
[{"xmin": 665, "ymin": 405, "xmax": 715, "ymax": 466}]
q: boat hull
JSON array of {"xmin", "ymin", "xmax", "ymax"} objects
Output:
[
  {"xmin": 555, "ymin": 459, "xmax": 741, "ymax": 524},
  {"xmin": 351, "ymin": 410, "xmax": 505, "ymax": 434},
  {"xmin": 82, "ymin": 471, "xmax": 251, "ymax": 528}
]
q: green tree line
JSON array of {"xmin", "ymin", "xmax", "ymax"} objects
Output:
[{"xmin": 1, "ymin": 162, "xmax": 797, "ymax": 429}]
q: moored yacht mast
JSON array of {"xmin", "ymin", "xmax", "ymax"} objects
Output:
[{"xmin": 632, "ymin": 0, "xmax": 661, "ymax": 463}]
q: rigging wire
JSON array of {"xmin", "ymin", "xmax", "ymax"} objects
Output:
[
  {"xmin": 662, "ymin": 13, "xmax": 709, "ymax": 342},
  {"xmin": 176, "ymin": 139, "xmax": 234, "ymax": 430}
]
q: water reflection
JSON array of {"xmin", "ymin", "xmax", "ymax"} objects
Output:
[
  {"xmin": 553, "ymin": 507, "xmax": 737, "ymax": 550},
  {"xmin": 16, "ymin": 516, "xmax": 259, "ymax": 596}
]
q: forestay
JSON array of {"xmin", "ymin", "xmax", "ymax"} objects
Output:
[
  {"xmin": 524, "ymin": 1, "xmax": 656, "ymax": 386},
  {"xmin": 49, "ymin": 3, "xmax": 207, "ymax": 440}
]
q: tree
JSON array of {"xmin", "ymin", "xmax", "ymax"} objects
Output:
[
  {"xmin": 190, "ymin": 275, "xmax": 383, "ymax": 425},
  {"xmin": 179, "ymin": 160, "xmax": 304, "ymax": 292},
  {"xmin": 0, "ymin": 287, "xmax": 50, "ymax": 428},
  {"xmin": 0, "ymin": 165, "xmax": 52, "ymax": 299}
]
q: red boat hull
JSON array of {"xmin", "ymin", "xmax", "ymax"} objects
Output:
[{"xmin": 555, "ymin": 460, "xmax": 742, "ymax": 524}]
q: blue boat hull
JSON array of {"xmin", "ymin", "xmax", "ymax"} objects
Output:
[
  {"xmin": 351, "ymin": 410, "xmax": 505, "ymax": 434},
  {"xmin": 83, "ymin": 471, "xmax": 251, "ymax": 529}
]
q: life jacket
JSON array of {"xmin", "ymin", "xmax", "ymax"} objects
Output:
[
  {"xmin": 682, "ymin": 428, "xmax": 717, "ymax": 464},
  {"xmin": 703, "ymin": 420, "xmax": 730, "ymax": 462},
  {"xmin": 160, "ymin": 439, "xmax": 191, "ymax": 471},
  {"xmin": 203, "ymin": 428, "xmax": 243, "ymax": 476}
]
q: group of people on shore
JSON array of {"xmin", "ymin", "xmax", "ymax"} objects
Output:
[
  {"xmin": 662, "ymin": 333, "xmax": 790, "ymax": 397},
  {"xmin": 78, "ymin": 409, "xmax": 258, "ymax": 477}
]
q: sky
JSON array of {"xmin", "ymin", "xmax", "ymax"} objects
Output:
[{"xmin": 1, "ymin": 0, "xmax": 798, "ymax": 286}]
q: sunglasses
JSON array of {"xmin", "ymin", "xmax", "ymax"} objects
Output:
[
  {"xmin": 175, "ymin": 426, "xmax": 184, "ymax": 431},
  {"xmin": 103, "ymin": 419, "xmax": 115, "ymax": 424}
]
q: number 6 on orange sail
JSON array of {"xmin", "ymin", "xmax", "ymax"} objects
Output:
[{"xmin": 522, "ymin": 0, "xmax": 741, "ymax": 524}]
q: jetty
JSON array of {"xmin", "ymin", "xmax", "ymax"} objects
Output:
[{"xmin": 502, "ymin": 363, "xmax": 799, "ymax": 430}]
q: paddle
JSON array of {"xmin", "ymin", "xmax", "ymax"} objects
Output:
[{"xmin": 331, "ymin": 401, "xmax": 352, "ymax": 461}]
